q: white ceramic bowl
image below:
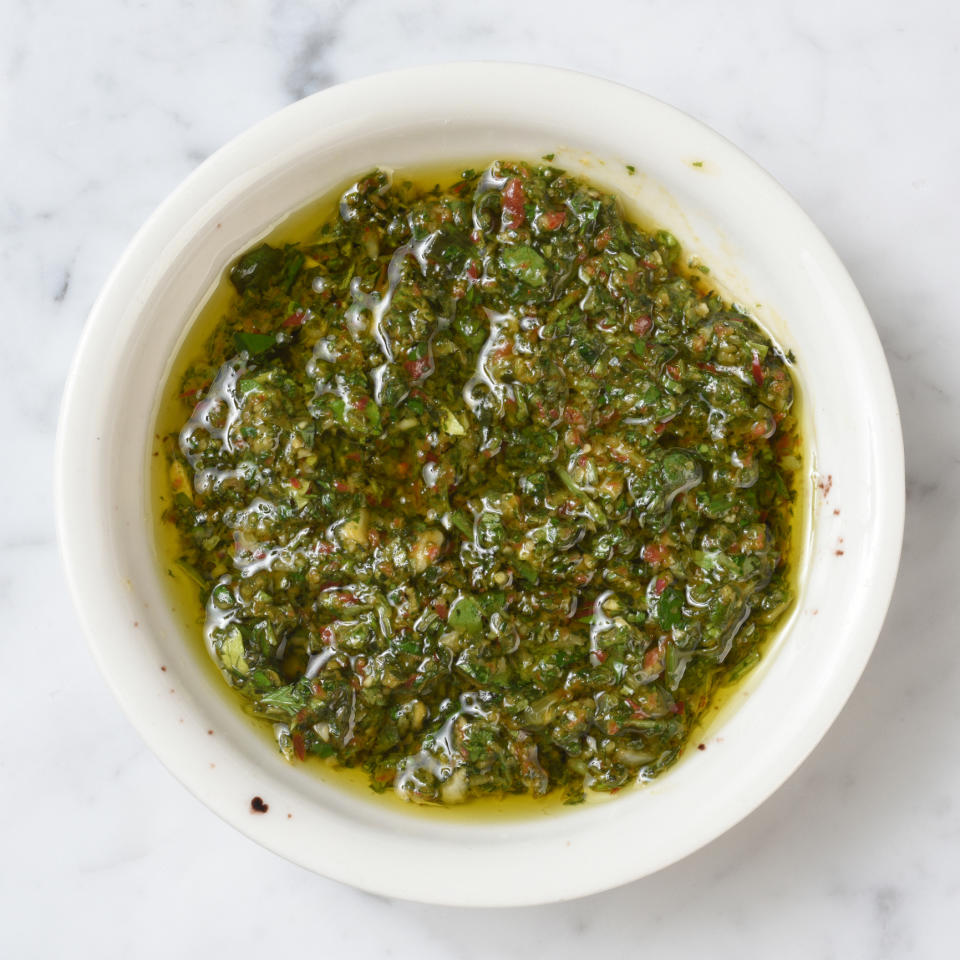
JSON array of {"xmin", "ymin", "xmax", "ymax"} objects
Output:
[{"xmin": 56, "ymin": 63, "xmax": 904, "ymax": 906}]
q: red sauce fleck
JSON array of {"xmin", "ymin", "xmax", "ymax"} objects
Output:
[
  {"xmin": 697, "ymin": 743, "xmax": 706, "ymax": 751},
  {"xmin": 251, "ymin": 796, "xmax": 269, "ymax": 813},
  {"xmin": 501, "ymin": 178, "xmax": 526, "ymax": 229},
  {"xmin": 541, "ymin": 209, "xmax": 566, "ymax": 231},
  {"xmin": 160, "ymin": 665, "xmax": 167, "ymax": 672},
  {"xmin": 643, "ymin": 543, "xmax": 666, "ymax": 564},
  {"xmin": 404, "ymin": 355, "xmax": 432, "ymax": 380}
]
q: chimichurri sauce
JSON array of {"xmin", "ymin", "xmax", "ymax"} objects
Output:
[{"xmin": 161, "ymin": 161, "xmax": 801, "ymax": 805}]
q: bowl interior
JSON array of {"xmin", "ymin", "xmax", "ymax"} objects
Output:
[{"xmin": 57, "ymin": 64, "xmax": 903, "ymax": 905}]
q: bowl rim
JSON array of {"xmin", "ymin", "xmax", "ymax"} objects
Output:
[{"xmin": 56, "ymin": 61, "xmax": 905, "ymax": 905}]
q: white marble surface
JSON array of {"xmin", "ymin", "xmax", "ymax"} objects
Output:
[{"xmin": 2, "ymin": 0, "xmax": 958, "ymax": 955}]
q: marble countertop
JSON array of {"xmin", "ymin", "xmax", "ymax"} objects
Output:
[{"xmin": 3, "ymin": 0, "xmax": 958, "ymax": 955}]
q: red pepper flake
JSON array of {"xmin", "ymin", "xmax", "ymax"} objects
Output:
[
  {"xmin": 751, "ymin": 351, "xmax": 765, "ymax": 385},
  {"xmin": 292, "ymin": 733, "xmax": 306, "ymax": 761},
  {"xmin": 282, "ymin": 311, "xmax": 305, "ymax": 328},
  {"xmin": 466, "ymin": 261, "xmax": 480, "ymax": 280},
  {"xmin": 654, "ymin": 422, "xmax": 668, "ymax": 435},
  {"xmin": 334, "ymin": 480, "xmax": 350, "ymax": 492},
  {"xmin": 643, "ymin": 543, "xmax": 666, "ymax": 564},
  {"xmin": 666, "ymin": 362, "xmax": 681, "ymax": 381},
  {"xmin": 671, "ymin": 701, "xmax": 685, "ymax": 715},
  {"xmin": 540, "ymin": 209, "xmax": 566, "ymax": 231},
  {"xmin": 434, "ymin": 602, "xmax": 449, "ymax": 620},
  {"xmin": 354, "ymin": 395, "xmax": 369, "ymax": 411},
  {"xmin": 501, "ymin": 177, "xmax": 526, "ymax": 229},
  {"xmin": 654, "ymin": 577, "xmax": 668, "ymax": 595},
  {"xmin": 593, "ymin": 649, "xmax": 608, "ymax": 663},
  {"xmin": 627, "ymin": 697, "xmax": 652, "ymax": 719},
  {"xmin": 289, "ymin": 478, "xmax": 301, "ymax": 489},
  {"xmin": 404, "ymin": 356, "xmax": 432, "ymax": 380}
]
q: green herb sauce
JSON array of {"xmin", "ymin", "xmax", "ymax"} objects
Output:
[{"xmin": 159, "ymin": 161, "xmax": 802, "ymax": 806}]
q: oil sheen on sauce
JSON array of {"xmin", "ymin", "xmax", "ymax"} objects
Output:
[{"xmin": 152, "ymin": 160, "xmax": 807, "ymax": 817}]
